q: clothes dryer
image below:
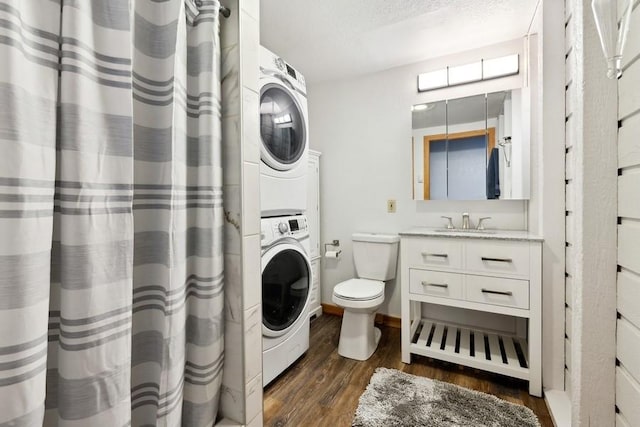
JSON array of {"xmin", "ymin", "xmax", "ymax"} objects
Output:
[{"xmin": 259, "ymin": 46, "xmax": 309, "ymax": 216}]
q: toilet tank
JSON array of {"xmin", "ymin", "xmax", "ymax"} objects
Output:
[{"xmin": 352, "ymin": 233, "xmax": 400, "ymax": 281}]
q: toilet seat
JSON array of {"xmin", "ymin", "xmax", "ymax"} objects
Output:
[
  {"xmin": 332, "ymin": 278, "xmax": 385, "ymax": 361},
  {"xmin": 333, "ymin": 278, "xmax": 384, "ymax": 301}
]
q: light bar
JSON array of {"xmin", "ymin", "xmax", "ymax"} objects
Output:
[
  {"xmin": 448, "ymin": 61, "xmax": 482, "ymax": 86},
  {"xmin": 417, "ymin": 68, "xmax": 448, "ymax": 92},
  {"xmin": 417, "ymin": 54, "xmax": 520, "ymax": 92},
  {"xmin": 482, "ymin": 54, "xmax": 519, "ymax": 80}
]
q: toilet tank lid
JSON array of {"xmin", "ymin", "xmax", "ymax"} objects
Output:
[{"xmin": 352, "ymin": 233, "xmax": 400, "ymax": 243}]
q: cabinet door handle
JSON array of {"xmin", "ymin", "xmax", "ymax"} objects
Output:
[
  {"xmin": 481, "ymin": 288, "xmax": 513, "ymax": 296},
  {"xmin": 422, "ymin": 252, "xmax": 448, "ymax": 258},
  {"xmin": 481, "ymin": 256, "xmax": 513, "ymax": 263},
  {"xmin": 422, "ymin": 281, "xmax": 448, "ymax": 288}
]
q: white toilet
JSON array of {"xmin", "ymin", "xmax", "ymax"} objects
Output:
[{"xmin": 332, "ymin": 232, "xmax": 400, "ymax": 361}]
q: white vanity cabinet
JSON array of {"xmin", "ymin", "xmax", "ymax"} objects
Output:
[{"xmin": 400, "ymin": 229, "xmax": 542, "ymax": 396}]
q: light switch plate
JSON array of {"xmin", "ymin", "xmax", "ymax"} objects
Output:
[{"xmin": 387, "ymin": 199, "xmax": 396, "ymax": 213}]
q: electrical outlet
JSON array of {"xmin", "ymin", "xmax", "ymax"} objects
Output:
[{"xmin": 387, "ymin": 199, "xmax": 396, "ymax": 213}]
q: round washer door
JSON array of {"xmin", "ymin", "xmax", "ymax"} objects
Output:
[
  {"xmin": 260, "ymin": 82, "xmax": 307, "ymax": 171},
  {"xmin": 261, "ymin": 241, "xmax": 311, "ymax": 337}
]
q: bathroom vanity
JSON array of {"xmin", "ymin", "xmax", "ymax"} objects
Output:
[{"xmin": 400, "ymin": 228, "xmax": 542, "ymax": 396}]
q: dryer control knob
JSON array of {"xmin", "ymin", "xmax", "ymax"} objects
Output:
[{"xmin": 277, "ymin": 222, "xmax": 288, "ymax": 234}]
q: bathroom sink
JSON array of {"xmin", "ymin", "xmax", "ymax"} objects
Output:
[{"xmin": 434, "ymin": 228, "xmax": 496, "ymax": 234}]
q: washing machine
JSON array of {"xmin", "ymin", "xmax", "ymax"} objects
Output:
[
  {"xmin": 259, "ymin": 46, "xmax": 309, "ymax": 217},
  {"xmin": 261, "ymin": 214, "xmax": 312, "ymax": 386}
]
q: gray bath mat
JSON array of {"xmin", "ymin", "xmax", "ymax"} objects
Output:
[{"xmin": 353, "ymin": 368, "xmax": 540, "ymax": 427}]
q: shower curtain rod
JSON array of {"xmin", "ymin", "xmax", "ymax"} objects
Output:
[{"xmin": 219, "ymin": 6, "xmax": 231, "ymax": 18}]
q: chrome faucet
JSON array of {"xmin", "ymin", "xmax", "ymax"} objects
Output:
[
  {"xmin": 462, "ymin": 212, "xmax": 470, "ymax": 230},
  {"xmin": 476, "ymin": 216, "xmax": 492, "ymax": 230},
  {"xmin": 441, "ymin": 216, "xmax": 455, "ymax": 229}
]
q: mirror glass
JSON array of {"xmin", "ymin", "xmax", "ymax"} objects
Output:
[{"xmin": 412, "ymin": 89, "xmax": 529, "ymax": 200}]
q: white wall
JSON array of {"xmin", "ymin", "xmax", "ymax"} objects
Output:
[
  {"xmin": 525, "ymin": 0, "xmax": 568, "ymax": 412},
  {"xmin": 308, "ymin": 38, "xmax": 533, "ymax": 317},
  {"xmin": 615, "ymin": 2, "xmax": 640, "ymax": 426},
  {"xmin": 563, "ymin": 0, "xmax": 618, "ymax": 425}
]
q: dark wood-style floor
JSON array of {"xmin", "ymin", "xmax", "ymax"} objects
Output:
[{"xmin": 264, "ymin": 314, "xmax": 553, "ymax": 427}]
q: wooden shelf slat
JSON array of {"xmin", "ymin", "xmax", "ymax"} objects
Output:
[{"xmin": 410, "ymin": 319, "xmax": 530, "ymax": 380}]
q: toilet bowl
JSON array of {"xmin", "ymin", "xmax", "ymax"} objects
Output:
[
  {"xmin": 332, "ymin": 233, "xmax": 399, "ymax": 361},
  {"xmin": 333, "ymin": 279, "xmax": 385, "ymax": 360}
]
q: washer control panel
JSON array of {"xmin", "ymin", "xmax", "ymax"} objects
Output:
[
  {"xmin": 261, "ymin": 215, "xmax": 308, "ymax": 246},
  {"xmin": 271, "ymin": 56, "xmax": 305, "ymax": 88},
  {"xmin": 261, "ymin": 46, "xmax": 306, "ymax": 91}
]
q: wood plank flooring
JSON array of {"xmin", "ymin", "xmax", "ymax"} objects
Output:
[{"xmin": 264, "ymin": 314, "xmax": 553, "ymax": 427}]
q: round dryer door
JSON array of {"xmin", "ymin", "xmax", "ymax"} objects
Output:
[
  {"xmin": 260, "ymin": 83, "xmax": 306, "ymax": 170},
  {"xmin": 262, "ymin": 242, "xmax": 311, "ymax": 337}
]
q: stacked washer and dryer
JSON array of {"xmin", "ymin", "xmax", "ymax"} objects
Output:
[{"xmin": 259, "ymin": 46, "xmax": 312, "ymax": 387}]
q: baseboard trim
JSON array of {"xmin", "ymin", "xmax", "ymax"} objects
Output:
[
  {"xmin": 309, "ymin": 306, "xmax": 323, "ymax": 321},
  {"xmin": 544, "ymin": 389, "xmax": 571, "ymax": 427},
  {"xmin": 321, "ymin": 303, "xmax": 401, "ymax": 329},
  {"xmin": 321, "ymin": 303, "xmax": 343, "ymax": 317}
]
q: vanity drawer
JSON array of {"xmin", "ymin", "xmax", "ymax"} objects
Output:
[
  {"xmin": 465, "ymin": 240, "xmax": 530, "ymax": 277},
  {"xmin": 465, "ymin": 274, "xmax": 529, "ymax": 309},
  {"xmin": 405, "ymin": 238, "xmax": 463, "ymax": 270},
  {"xmin": 409, "ymin": 269, "xmax": 463, "ymax": 300}
]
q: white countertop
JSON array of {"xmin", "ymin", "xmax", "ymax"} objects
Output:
[{"xmin": 400, "ymin": 227, "xmax": 544, "ymax": 242}]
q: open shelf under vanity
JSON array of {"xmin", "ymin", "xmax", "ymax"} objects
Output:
[{"xmin": 409, "ymin": 318, "xmax": 530, "ymax": 380}]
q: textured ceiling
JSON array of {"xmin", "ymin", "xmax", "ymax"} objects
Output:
[{"xmin": 261, "ymin": 0, "xmax": 539, "ymax": 83}]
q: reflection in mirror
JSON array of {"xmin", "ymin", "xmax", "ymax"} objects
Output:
[
  {"xmin": 445, "ymin": 94, "xmax": 490, "ymax": 200},
  {"xmin": 411, "ymin": 101, "xmax": 446, "ymax": 200},
  {"xmin": 411, "ymin": 89, "xmax": 529, "ymax": 201}
]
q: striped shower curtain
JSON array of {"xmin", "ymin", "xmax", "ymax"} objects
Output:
[{"xmin": 0, "ymin": 0, "xmax": 224, "ymax": 425}]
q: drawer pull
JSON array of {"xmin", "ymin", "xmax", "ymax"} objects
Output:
[
  {"xmin": 422, "ymin": 252, "xmax": 448, "ymax": 258},
  {"xmin": 481, "ymin": 288, "xmax": 513, "ymax": 296},
  {"xmin": 422, "ymin": 281, "xmax": 448, "ymax": 288},
  {"xmin": 481, "ymin": 256, "xmax": 513, "ymax": 263}
]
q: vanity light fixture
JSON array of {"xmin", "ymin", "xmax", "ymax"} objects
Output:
[
  {"xmin": 482, "ymin": 54, "xmax": 520, "ymax": 80},
  {"xmin": 417, "ymin": 54, "xmax": 520, "ymax": 92},
  {"xmin": 448, "ymin": 61, "xmax": 482, "ymax": 85},
  {"xmin": 417, "ymin": 68, "xmax": 448, "ymax": 92},
  {"xmin": 591, "ymin": 0, "xmax": 634, "ymax": 79}
]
